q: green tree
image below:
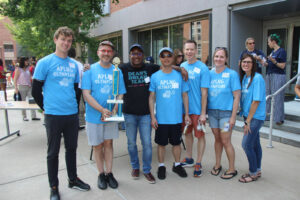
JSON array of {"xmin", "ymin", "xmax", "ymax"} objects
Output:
[{"xmin": 0, "ymin": 0, "xmax": 118, "ymax": 60}]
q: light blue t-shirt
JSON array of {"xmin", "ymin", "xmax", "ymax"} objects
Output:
[
  {"xmin": 81, "ymin": 62, "xmax": 126, "ymax": 124},
  {"xmin": 240, "ymin": 73, "xmax": 266, "ymax": 120},
  {"xmin": 33, "ymin": 53, "xmax": 79, "ymax": 115},
  {"xmin": 208, "ymin": 67, "xmax": 241, "ymax": 111},
  {"xmin": 181, "ymin": 60, "xmax": 210, "ymax": 115},
  {"xmin": 149, "ymin": 69, "xmax": 189, "ymax": 124}
]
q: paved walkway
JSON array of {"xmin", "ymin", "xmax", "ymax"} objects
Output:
[{"xmin": 1, "ymin": 89, "xmax": 300, "ymax": 200}]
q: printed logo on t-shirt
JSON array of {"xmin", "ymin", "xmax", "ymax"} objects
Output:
[
  {"xmin": 128, "ymin": 71, "xmax": 147, "ymax": 84},
  {"xmin": 158, "ymin": 79, "xmax": 179, "ymax": 98},
  {"xmin": 100, "ymin": 85, "xmax": 111, "ymax": 94},
  {"xmin": 59, "ymin": 78, "xmax": 72, "ymax": 87},
  {"xmin": 95, "ymin": 73, "xmax": 113, "ymax": 84}
]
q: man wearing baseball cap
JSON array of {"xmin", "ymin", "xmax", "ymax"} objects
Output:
[
  {"xmin": 82, "ymin": 40, "xmax": 126, "ymax": 190},
  {"xmin": 149, "ymin": 47, "xmax": 191, "ymax": 180},
  {"xmin": 119, "ymin": 43, "xmax": 160, "ymax": 184}
]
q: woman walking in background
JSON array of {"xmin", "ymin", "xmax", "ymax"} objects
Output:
[
  {"xmin": 239, "ymin": 54, "xmax": 266, "ymax": 183},
  {"xmin": 14, "ymin": 57, "xmax": 40, "ymax": 121},
  {"xmin": 208, "ymin": 47, "xmax": 241, "ymax": 179},
  {"xmin": 264, "ymin": 34, "xmax": 287, "ymax": 125},
  {"xmin": 0, "ymin": 58, "xmax": 8, "ymax": 101}
]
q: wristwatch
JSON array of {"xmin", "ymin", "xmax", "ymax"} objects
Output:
[{"xmin": 244, "ymin": 121, "xmax": 248, "ymax": 126}]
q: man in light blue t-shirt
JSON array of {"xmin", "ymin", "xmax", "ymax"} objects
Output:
[
  {"xmin": 149, "ymin": 47, "xmax": 191, "ymax": 180},
  {"xmin": 82, "ymin": 41, "xmax": 126, "ymax": 190},
  {"xmin": 180, "ymin": 40, "xmax": 210, "ymax": 177},
  {"xmin": 32, "ymin": 26, "xmax": 90, "ymax": 200}
]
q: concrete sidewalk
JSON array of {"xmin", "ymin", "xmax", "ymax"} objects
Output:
[
  {"xmin": 1, "ymin": 87, "xmax": 300, "ymax": 200},
  {"xmin": 1, "ymin": 109, "xmax": 300, "ymax": 200}
]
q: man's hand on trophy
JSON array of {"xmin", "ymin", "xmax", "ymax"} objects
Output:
[{"xmin": 100, "ymin": 108, "xmax": 112, "ymax": 121}]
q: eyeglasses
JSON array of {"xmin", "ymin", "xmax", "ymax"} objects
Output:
[
  {"xmin": 99, "ymin": 49, "xmax": 113, "ymax": 54},
  {"xmin": 130, "ymin": 52, "xmax": 143, "ymax": 57},
  {"xmin": 160, "ymin": 54, "xmax": 173, "ymax": 58},
  {"xmin": 242, "ymin": 61, "xmax": 253, "ymax": 64},
  {"xmin": 248, "ymin": 42, "xmax": 255, "ymax": 45}
]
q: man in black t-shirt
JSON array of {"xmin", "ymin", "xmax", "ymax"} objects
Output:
[{"xmin": 119, "ymin": 44, "xmax": 159, "ymax": 184}]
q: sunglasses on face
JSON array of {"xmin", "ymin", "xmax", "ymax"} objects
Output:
[
  {"xmin": 177, "ymin": 55, "xmax": 184, "ymax": 58},
  {"xmin": 160, "ymin": 54, "xmax": 173, "ymax": 58},
  {"xmin": 247, "ymin": 42, "xmax": 255, "ymax": 45},
  {"xmin": 130, "ymin": 52, "xmax": 143, "ymax": 57}
]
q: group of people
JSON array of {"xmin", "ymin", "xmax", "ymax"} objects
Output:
[{"xmin": 30, "ymin": 26, "xmax": 288, "ymax": 200}]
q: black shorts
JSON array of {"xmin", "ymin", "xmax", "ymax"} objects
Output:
[{"xmin": 154, "ymin": 123, "xmax": 182, "ymax": 146}]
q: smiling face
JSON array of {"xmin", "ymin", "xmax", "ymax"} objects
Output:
[
  {"xmin": 130, "ymin": 47, "xmax": 144, "ymax": 67},
  {"xmin": 97, "ymin": 45, "xmax": 114, "ymax": 64},
  {"xmin": 241, "ymin": 57, "xmax": 253, "ymax": 74},
  {"xmin": 184, "ymin": 42, "xmax": 197, "ymax": 61},
  {"xmin": 54, "ymin": 34, "xmax": 73, "ymax": 56},
  {"xmin": 160, "ymin": 51, "xmax": 174, "ymax": 67},
  {"xmin": 213, "ymin": 49, "xmax": 227, "ymax": 68}
]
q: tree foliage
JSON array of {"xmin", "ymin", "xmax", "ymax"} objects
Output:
[{"xmin": 0, "ymin": 0, "xmax": 118, "ymax": 59}]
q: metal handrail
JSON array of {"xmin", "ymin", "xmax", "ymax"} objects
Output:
[{"xmin": 266, "ymin": 73, "xmax": 300, "ymax": 148}]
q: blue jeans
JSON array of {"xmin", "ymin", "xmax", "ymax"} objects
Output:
[
  {"xmin": 242, "ymin": 117, "xmax": 264, "ymax": 175},
  {"xmin": 124, "ymin": 114, "xmax": 152, "ymax": 174}
]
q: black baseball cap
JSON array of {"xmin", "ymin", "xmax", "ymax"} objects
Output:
[{"xmin": 129, "ymin": 43, "xmax": 144, "ymax": 53}]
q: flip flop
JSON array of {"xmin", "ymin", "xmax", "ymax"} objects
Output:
[
  {"xmin": 239, "ymin": 174, "xmax": 257, "ymax": 183},
  {"xmin": 211, "ymin": 166, "xmax": 222, "ymax": 176},
  {"xmin": 221, "ymin": 170, "xmax": 238, "ymax": 179}
]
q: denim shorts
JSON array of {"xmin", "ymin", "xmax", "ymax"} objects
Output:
[{"xmin": 207, "ymin": 109, "xmax": 232, "ymax": 129}]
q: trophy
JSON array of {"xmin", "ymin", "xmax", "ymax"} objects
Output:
[{"xmin": 104, "ymin": 57, "xmax": 124, "ymax": 121}]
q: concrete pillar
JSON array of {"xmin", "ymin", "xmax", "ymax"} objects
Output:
[{"xmin": 212, "ymin": 5, "xmax": 229, "ymax": 50}]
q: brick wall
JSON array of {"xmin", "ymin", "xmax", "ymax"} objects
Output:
[
  {"xmin": 0, "ymin": 16, "xmax": 17, "ymax": 67},
  {"xmin": 110, "ymin": 0, "xmax": 142, "ymax": 13}
]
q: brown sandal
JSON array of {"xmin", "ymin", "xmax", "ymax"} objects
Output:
[{"xmin": 239, "ymin": 174, "xmax": 257, "ymax": 183}]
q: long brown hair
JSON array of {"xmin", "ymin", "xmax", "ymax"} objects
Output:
[{"xmin": 239, "ymin": 53, "xmax": 257, "ymax": 89}]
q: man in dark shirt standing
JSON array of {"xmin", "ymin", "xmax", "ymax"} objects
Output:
[{"xmin": 119, "ymin": 44, "xmax": 159, "ymax": 184}]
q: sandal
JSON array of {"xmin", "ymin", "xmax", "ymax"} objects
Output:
[
  {"xmin": 242, "ymin": 172, "xmax": 261, "ymax": 178},
  {"xmin": 221, "ymin": 170, "xmax": 238, "ymax": 179},
  {"xmin": 239, "ymin": 174, "xmax": 257, "ymax": 183},
  {"xmin": 211, "ymin": 166, "xmax": 222, "ymax": 176}
]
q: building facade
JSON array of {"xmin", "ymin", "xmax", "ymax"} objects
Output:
[
  {"xmin": 90, "ymin": 0, "xmax": 300, "ymax": 93},
  {"xmin": 0, "ymin": 16, "xmax": 17, "ymax": 68}
]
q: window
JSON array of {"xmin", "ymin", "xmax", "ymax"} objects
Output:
[
  {"xmin": 4, "ymin": 44, "xmax": 14, "ymax": 52},
  {"xmin": 152, "ymin": 27, "xmax": 168, "ymax": 65},
  {"xmin": 138, "ymin": 30, "xmax": 151, "ymax": 58}
]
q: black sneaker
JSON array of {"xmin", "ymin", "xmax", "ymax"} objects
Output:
[
  {"xmin": 172, "ymin": 163, "xmax": 187, "ymax": 177},
  {"xmin": 50, "ymin": 187, "xmax": 60, "ymax": 200},
  {"xmin": 106, "ymin": 173, "xmax": 118, "ymax": 189},
  {"xmin": 157, "ymin": 166, "xmax": 166, "ymax": 180},
  {"xmin": 68, "ymin": 177, "xmax": 91, "ymax": 191},
  {"xmin": 98, "ymin": 173, "xmax": 107, "ymax": 190}
]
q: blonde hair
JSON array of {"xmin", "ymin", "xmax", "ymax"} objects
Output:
[{"xmin": 53, "ymin": 26, "xmax": 74, "ymax": 40}]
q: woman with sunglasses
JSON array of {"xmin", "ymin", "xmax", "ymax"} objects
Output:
[
  {"xmin": 239, "ymin": 37, "xmax": 266, "ymax": 73},
  {"xmin": 173, "ymin": 49, "xmax": 184, "ymax": 66},
  {"xmin": 239, "ymin": 54, "xmax": 266, "ymax": 183},
  {"xmin": 264, "ymin": 34, "xmax": 287, "ymax": 125},
  {"xmin": 208, "ymin": 47, "xmax": 241, "ymax": 179}
]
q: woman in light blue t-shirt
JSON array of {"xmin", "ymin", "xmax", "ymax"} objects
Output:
[
  {"xmin": 239, "ymin": 54, "xmax": 266, "ymax": 183},
  {"xmin": 208, "ymin": 47, "xmax": 241, "ymax": 180}
]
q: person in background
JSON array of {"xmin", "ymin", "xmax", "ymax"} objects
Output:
[
  {"xmin": 0, "ymin": 58, "xmax": 8, "ymax": 101},
  {"xmin": 239, "ymin": 37, "xmax": 266, "ymax": 73},
  {"xmin": 208, "ymin": 47, "xmax": 241, "ymax": 180},
  {"xmin": 295, "ymin": 76, "xmax": 300, "ymax": 98},
  {"xmin": 264, "ymin": 34, "xmax": 287, "ymax": 125},
  {"xmin": 174, "ymin": 49, "xmax": 184, "ymax": 66},
  {"xmin": 239, "ymin": 54, "xmax": 266, "ymax": 183},
  {"xmin": 14, "ymin": 57, "xmax": 40, "ymax": 121},
  {"xmin": 145, "ymin": 56, "xmax": 155, "ymax": 65},
  {"xmin": 68, "ymin": 47, "xmax": 85, "ymax": 130},
  {"xmin": 32, "ymin": 26, "xmax": 91, "ymax": 200},
  {"xmin": 149, "ymin": 47, "xmax": 191, "ymax": 180}
]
